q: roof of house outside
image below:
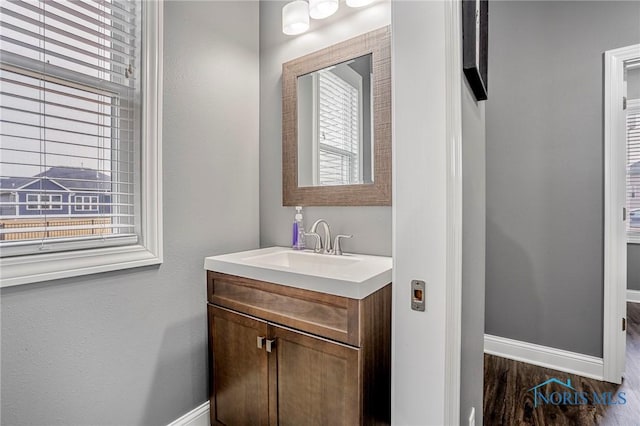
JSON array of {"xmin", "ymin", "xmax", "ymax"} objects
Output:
[
  {"xmin": 632, "ymin": 161, "xmax": 640, "ymax": 176},
  {"xmin": 0, "ymin": 177, "xmax": 33, "ymax": 190},
  {"xmin": 0, "ymin": 166, "xmax": 111, "ymax": 192}
]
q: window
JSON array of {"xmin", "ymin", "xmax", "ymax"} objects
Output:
[
  {"xmin": 315, "ymin": 69, "xmax": 362, "ymax": 186},
  {"xmin": 25, "ymin": 194, "xmax": 38, "ymax": 210},
  {"xmin": 74, "ymin": 195, "xmax": 99, "ymax": 212},
  {"xmin": 26, "ymin": 193, "xmax": 63, "ymax": 211},
  {"xmin": 0, "ymin": 1, "xmax": 163, "ymax": 286},
  {"xmin": 628, "ymin": 98, "xmax": 640, "ymax": 241}
]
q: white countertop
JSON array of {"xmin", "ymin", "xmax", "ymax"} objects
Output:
[{"xmin": 204, "ymin": 246, "xmax": 392, "ymax": 299}]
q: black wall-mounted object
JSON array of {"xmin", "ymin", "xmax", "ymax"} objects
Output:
[{"xmin": 462, "ymin": 0, "xmax": 488, "ymax": 101}]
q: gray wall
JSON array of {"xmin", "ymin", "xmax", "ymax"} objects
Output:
[
  {"xmin": 628, "ymin": 67, "xmax": 640, "ymax": 291},
  {"xmin": 259, "ymin": 0, "xmax": 392, "ymax": 256},
  {"xmin": 460, "ymin": 83, "xmax": 486, "ymax": 424},
  {"xmin": 630, "ymin": 246, "xmax": 640, "ymax": 291},
  {"xmin": 486, "ymin": 1, "xmax": 640, "ymax": 357},
  {"xmin": 0, "ymin": 2, "xmax": 260, "ymax": 424}
]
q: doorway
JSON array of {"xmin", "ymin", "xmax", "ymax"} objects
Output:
[{"xmin": 603, "ymin": 44, "xmax": 640, "ymax": 383}]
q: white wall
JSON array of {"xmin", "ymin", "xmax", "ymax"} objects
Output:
[
  {"xmin": 392, "ymin": 1, "xmax": 452, "ymax": 424},
  {"xmin": 0, "ymin": 2, "xmax": 260, "ymax": 424},
  {"xmin": 259, "ymin": 0, "xmax": 392, "ymax": 256}
]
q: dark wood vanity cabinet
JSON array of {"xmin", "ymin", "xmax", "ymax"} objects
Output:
[{"xmin": 206, "ymin": 271, "xmax": 391, "ymax": 426}]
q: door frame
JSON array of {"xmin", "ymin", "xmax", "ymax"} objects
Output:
[
  {"xmin": 603, "ymin": 43, "xmax": 640, "ymax": 383},
  {"xmin": 444, "ymin": 0, "xmax": 463, "ymax": 423}
]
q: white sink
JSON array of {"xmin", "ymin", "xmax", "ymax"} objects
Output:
[
  {"xmin": 204, "ymin": 247, "xmax": 392, "ymax": 299},
  {"xmin": 244, "ymin": 250, "xmax": 361, "ymax": 269}
]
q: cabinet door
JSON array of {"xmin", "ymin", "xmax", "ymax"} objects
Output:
[
  {"xmin": 269, "ymin": 325, "xmax": 361, "ymax": 426},
  {"xmin": 209, "ymin": 305, "xmax": 269, "ymax": 426}
]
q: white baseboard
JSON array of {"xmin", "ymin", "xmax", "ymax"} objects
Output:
[
  {"xmin": 628, "ymin": 289, "xmax": 640, "ymax": 303},
  {"xmin": 484, "ymin": 334, "xmax": 604, "ymax": 381},
  {"xmin": 167, "ymin": 401, "xmax": 209, "ymax": 426}
]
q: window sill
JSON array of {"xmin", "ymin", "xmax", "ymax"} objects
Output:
[{"xmin": 0, "ymin": 244, "xmax": 162, "ymax": 288}]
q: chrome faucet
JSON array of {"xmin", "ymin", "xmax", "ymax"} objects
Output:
[
  {"xmin": 304, "ymin": 219, "xmax": 353, "ymax": 255},
  {"xmin": 308, "ymin": 219, "xmax": 332, "ymax": 254}
]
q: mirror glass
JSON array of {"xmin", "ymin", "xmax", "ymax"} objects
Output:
[{"xmin": 297, "ymin": 54, "xmax": 373, "ymax": 187}]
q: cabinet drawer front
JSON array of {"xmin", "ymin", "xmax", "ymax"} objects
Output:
[{"xmin": 208, "ymin": 271, "xmax": 360, "ymax": 346}]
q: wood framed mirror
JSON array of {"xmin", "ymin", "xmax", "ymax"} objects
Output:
[{"xmin": 282, "ymin": 26, "xmax": 391, "ymax": 206}]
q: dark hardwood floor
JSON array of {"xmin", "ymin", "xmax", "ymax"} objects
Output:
[{"xmin": 484, "ymin": 302, "xmax": 640, "ymax": 426}]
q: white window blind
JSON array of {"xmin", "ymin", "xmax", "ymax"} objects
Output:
[
  {"xmin": 317, "ymin": 70, "xmax": 361, "ymax": 186},
  {"xmin": 0, "ymin": 0, "xmax": 141, "ymax": 256},
  {"xmin": 627, "ymin": 101, "xmax": 640, "ymax": 237}
]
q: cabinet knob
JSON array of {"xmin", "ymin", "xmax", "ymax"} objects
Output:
[
  {"xmin": 257, "ymin": 336, "xmax": 266, "ymax": 349},
  {"xmin": 266, "ymin": 339, "xmax": 275, "ymax": 353}
]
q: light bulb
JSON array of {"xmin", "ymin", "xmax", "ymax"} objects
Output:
[
  {"xmin": 346, "ymin": 0, "xmax": 374, "ymax": 7},
  {"xmin": 309, "ymin": 0, "xmax": 339, "ymax": 19},
  {"xmin": 282, "ymin": 1, "xmax": 310, "ymax": 35}
]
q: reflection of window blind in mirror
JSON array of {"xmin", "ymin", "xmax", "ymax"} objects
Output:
[
  {"xmin": 0, "ymin": 0, "xmax": 140, "ymax": 256},
  {"xmin": 317, "ymin": 70, "xmax": 360, "ymax": 186},
  {"xmin": 627, "ymin": 101, "xmax": 640, "ymax": 236}
]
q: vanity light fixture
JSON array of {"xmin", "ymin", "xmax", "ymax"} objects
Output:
[
  {"xmin": 309, "ymin": 0, "xmax": 339, "ymax": 19},
  {"xmin": 282, "ymin": 0, "xmax": 377, "ymax": 36},
  {"xmin": 346, "ymin": 0, "xmax": 374, "ymax": 7},
  {"xmin": 282, "ymin": 0, "xmax": 310, "ymax": 35}
]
